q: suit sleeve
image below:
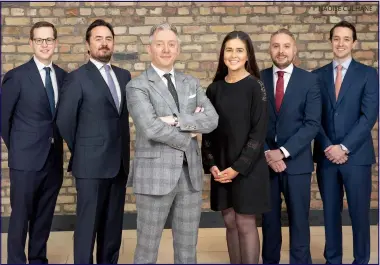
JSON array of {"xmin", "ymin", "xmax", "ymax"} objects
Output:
[
  {"xmin": 1, "ymin": 70, "xmax": 21, "ymax": 149},
  {"xmin": 312, "ymin": 70, "xmax": 333, "ymax": 150},
  {"xmin": 282, "ymin": 75, "xmax": 322, "ymax": 158},
  {"xmin": 201, "ymin": 84, "xmax": 217, "ymax": 174},
  {"xmin": 56, "ymin": 72, "xmax": 83, "ymax": 152},
  {"xmin": 341, "ymin": 68, "xmax": 379, "ymax": 153},
  {"xmin": 126, "ymin": 79, "xmax": 192, "ymax": 152},
  {"xmin": 231, "ymin": 80, "xmax": 269, "ymax": 176},
  {"xmin": 176, "ymin": 78, "xmax": 219, "ymax": 134}
]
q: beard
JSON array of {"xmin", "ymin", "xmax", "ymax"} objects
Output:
[
  {"xmin": 272, "ymin": 54, "xmax": 294, "ymax": 69},
  {"xmin": 91, "ymin": 48, "xmax": 112, "ymax": 63}
]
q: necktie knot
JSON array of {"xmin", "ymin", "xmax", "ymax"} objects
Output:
[
  {"xmin": 277, "ymin": 71, "xmax": 284, "ymax": 78},
  {"xmin": 163, "ymin": 73, "xmax": 171, "ymax": 80},
  {"xmin": 44, "ymin": 67, "xmax": 51, "ymax": 74},
  {"xmin": 336, "ymin": 64, "xmax": 343, "ymax": 71},
  {"xmin": 104, "ymin": 64, "xmax": 111, "ymax": 72}
]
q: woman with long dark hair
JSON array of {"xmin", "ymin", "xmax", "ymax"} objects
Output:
[{"xmin": 202, "ymin": 31, "xmax": 271, "ymax": 263}]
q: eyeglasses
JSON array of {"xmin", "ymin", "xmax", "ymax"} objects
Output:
[{"xmin": 33, "ymin": 38, "xmax": 56, "ymax": 45}]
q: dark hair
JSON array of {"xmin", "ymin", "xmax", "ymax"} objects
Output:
[
  {"xmin": 213, "ymin": 31, "xmax": 260, "ymax": 82},
  {"xmin": 30, "ymin": 21, "xmax": 57, "ymax": 40},
  {"xmin": 329, "ymin": 20, "xmax": 357, "ymax": 42},
  {"xmin": 85, "ymin": 19, "xmax": 115, "ymax": 43}
]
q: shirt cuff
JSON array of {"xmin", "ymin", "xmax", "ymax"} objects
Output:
[
  {"xmin": 340, "ymin": 144, "xmax": 349, "ymax": 153},
  {"xmin": 280, "ymin": 146, "xmax": 290, "ymax": 158}
]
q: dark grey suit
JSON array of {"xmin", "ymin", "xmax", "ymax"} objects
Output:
[
  {"xmin": 126, "ymin": 66, "xmax": 218, "ymax": 263},
  {"xmin": 56, "ymin": 60, "xmax": 131, "ymax": 264}
]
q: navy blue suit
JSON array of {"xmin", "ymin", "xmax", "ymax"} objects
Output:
[
  {"xmin": 56, "ymin": 60, "xmax": 131, "ymax": 264},
  {"xmin": 1, "ymin": 58, "xmax": 67, "ymax": 264},
  {"xmin": 261, "ymin": 66, "xmax": 321, "ymax": 264},
  {"xmin": 312, "ymin": 59, "xmax": 378, "ymax": 264}
]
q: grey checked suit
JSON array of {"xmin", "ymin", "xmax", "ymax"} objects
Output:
[{"xmin": 126, "ymin": 66, "xmax": 218, "ymax": 263}]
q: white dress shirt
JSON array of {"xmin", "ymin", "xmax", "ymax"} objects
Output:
[
  {"xmin": 33, "ymin": 56, "xmax": 59, "ymax": 106},
  {"xmin": 271, "ymin": 63, "xmax": 295, "ymax": 158},
  {"xmin": 90, "ymin": 58, "xmax": 121, "ymax": 109},
  {"xmin": 151, "ymin": 63, "xmax": 176, "ymax": 88}
]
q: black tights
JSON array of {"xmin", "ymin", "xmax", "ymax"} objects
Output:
[{"xmin": 222, "ymin": 207, "xmax": 260, "ymax": 264}]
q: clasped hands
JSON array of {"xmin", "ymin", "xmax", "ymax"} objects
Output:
[
  {"xmin": 265, "ymin": 149, "xmax": 287, "ymax": 173},
  {"xmin": 159, "ymin": 106, "xmax": 204, "ymax": 138},
  {"xmin": 324, "ymin": 145, "xmax": 348, "ymax": 164},
  {"xmin": 210, "ymin": 166, "xmax": 238, "ymax": 184}
]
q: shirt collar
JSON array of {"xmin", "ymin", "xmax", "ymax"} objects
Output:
[
  {"xmin": 151, "ymin": 63, "xmax": 175, "ymax": 79},
  {"xmin": 33, "ymin": 55, "xmax": 53, "ymax": 72},
  {"xmin": 90, "ymin": 57, "xmax": 111, "ymax": 71},
  {"xmin": 333, "ymin": 57, "xmax": 352, "ymax": 70},
  {"xmin": 273, "ymin": 63, "xmax": 294, "ymax": 76}
]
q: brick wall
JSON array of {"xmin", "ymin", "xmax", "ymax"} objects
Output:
[{"xmin": 1, "ymin": 1, "xmax": 378, "ymax": 216}]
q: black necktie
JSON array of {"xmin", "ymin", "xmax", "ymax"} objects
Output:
[
  {"xmin": 44, "ymin": 67, "xmax": 55, "ymax": 114},
  {"xmin": 163, "ymin": 73, "xmax": 179, "ymax": 111}
]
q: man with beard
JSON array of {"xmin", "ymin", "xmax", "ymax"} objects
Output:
[
  {"xmin": 2, "ymin": 21, "xmax": 67, "ymax": 264},
  {"xmin": 312, "ymin": 21, "xmax": 378, "ymax": 264},
  {"xmin": 260, "ymin": 28, "xmax": 321, "ymax": 264},
  {"xmin": 56, "ymin": 19, "xmax": 131, "ymax": 264}
]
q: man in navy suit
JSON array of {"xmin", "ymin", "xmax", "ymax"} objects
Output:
[
  {"xmin": 260, "ymin": 29, "xmax": 321, "ymax": 264},
  {"xmin": 312, "ymin": 21, "xmax": 379, "ymax": 264},
  {"xmin": 56, "ymin": 19, "xmax": 131, "ymax": 264},
  {"xmin": 1, "ymin": 21, "xmax": 67, "ymax": 264}
]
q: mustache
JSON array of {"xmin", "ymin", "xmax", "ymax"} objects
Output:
[{"xmin": 99, "ymin": 46, "xmax": 110, "ymax": 51}]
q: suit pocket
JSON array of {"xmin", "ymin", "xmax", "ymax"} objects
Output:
[
  {"xmin": 79, "ymin": 136, "xmax": 104, "ymax": 146},
  {"xmin": 134, "ymin": 151, "xmax": 161, "ymax": 158}
]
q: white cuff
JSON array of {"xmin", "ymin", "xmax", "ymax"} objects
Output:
[
  {"xmin": 340, "ymin": 144, "xmax": 349, "ymax": 153},
  {"xmin": 280, "ymin": 147, "xmax": 290, "ymax": 158}
]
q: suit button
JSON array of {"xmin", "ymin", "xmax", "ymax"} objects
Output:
[
  {"xmin": 335, "ymin": 113, "xmax": 338, "ymax": 116},
  {"xmin": 49, "ymin": 137, "xmax": 54, "ymax": 144}
]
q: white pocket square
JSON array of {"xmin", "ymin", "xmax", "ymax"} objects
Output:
[{"xmin": 188, "ymin": 94, "xmax": 196, "ymax": 99}]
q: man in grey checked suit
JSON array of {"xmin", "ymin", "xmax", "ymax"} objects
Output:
[{"xmin": 126, "ymin": 23, "xmax": 219, "ymax": 264}]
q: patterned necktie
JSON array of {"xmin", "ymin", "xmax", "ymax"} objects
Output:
[
  {"xmin": 104, "ymin": 64, "xmax": 120, "ymax": 112},
  {"xmin": 335, "ymin": 64, "xmax": 343, "ymax": 100},
  {"xmin": 275, "ymin": 71, "xmax": 285, "ymax": 113},
  {"xmin": 43, "ymin": 67, "xmax": 55, "ymax": 115},
  {"xmin": 163, "ymin": 73, "xmax": 180, "ymax": 111}
]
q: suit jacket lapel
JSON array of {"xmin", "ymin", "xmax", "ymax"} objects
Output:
[
  {"xmin": 174, "ymin": 71, "xmax": 188, "ymax": 112},
  {"xmin": 26, "ymin": 58, "xmax": 52, "ymax": 117},
  {"xmin": 324, "ymin": 63, "xmax": 336, "ymax": 108},
  {"xmin": 263, "ymin": 68, "xmax": 276, "ymax": 115},
  {"xmin": 52, "ymin": 64, "xmax": 64, "ymax": 118},
  {"xmin": 336, "ymin": 60, "xmax": 358, "ymax": 107},
  {"xmin": 112, "ymin": 66, "xmax": 126, "ymax": 115},
  {"xmin": 85, "ymin": 61, "xmax": 119, "ymax": 115},
  {"xmin": 146, "ymin": 66, "xmax": 178, "ymax": 113}
]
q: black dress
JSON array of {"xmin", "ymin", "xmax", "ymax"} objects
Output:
[{"xmin": 202, "ymin": 75, "xmax": 271, "ymax": 215}]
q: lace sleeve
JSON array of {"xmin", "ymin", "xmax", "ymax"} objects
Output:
[{"xmin": 231, "ymin": 79, "xmax": 268, "ymax": 176}]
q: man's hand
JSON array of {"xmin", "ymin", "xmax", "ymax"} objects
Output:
[
  {"xmin": 268, "ymin": 160, "xmax": 287, "ymax": 173},
  {"xmin": 190, "ymin": 106, "xmax": 204, "ymax": 138},
  {"xmin": 214, "ymin": 167, "xmax": 238, "ymax": 183},
  {"xmin": 194, "ymin": 106, "xmax": 204, "ymax": 113},
  {"xmin": 324, "ymin": 145, "xmax": 348, "ymax": 164},
  {"xmin": 265, "ymin": 149, "xmax": 285, "ymax": 164},
  {"xmin": 159, "ymin": 116, "xmax": 176, "ymax": 126}
]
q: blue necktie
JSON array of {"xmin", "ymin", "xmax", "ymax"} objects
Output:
[
  {"xmin": 44, "ymin": 67, "xmax": 55, "ymax": 115},
  {"xmin": 104, "ymin": 65, "xmax": 120, "ymax": 112}
]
